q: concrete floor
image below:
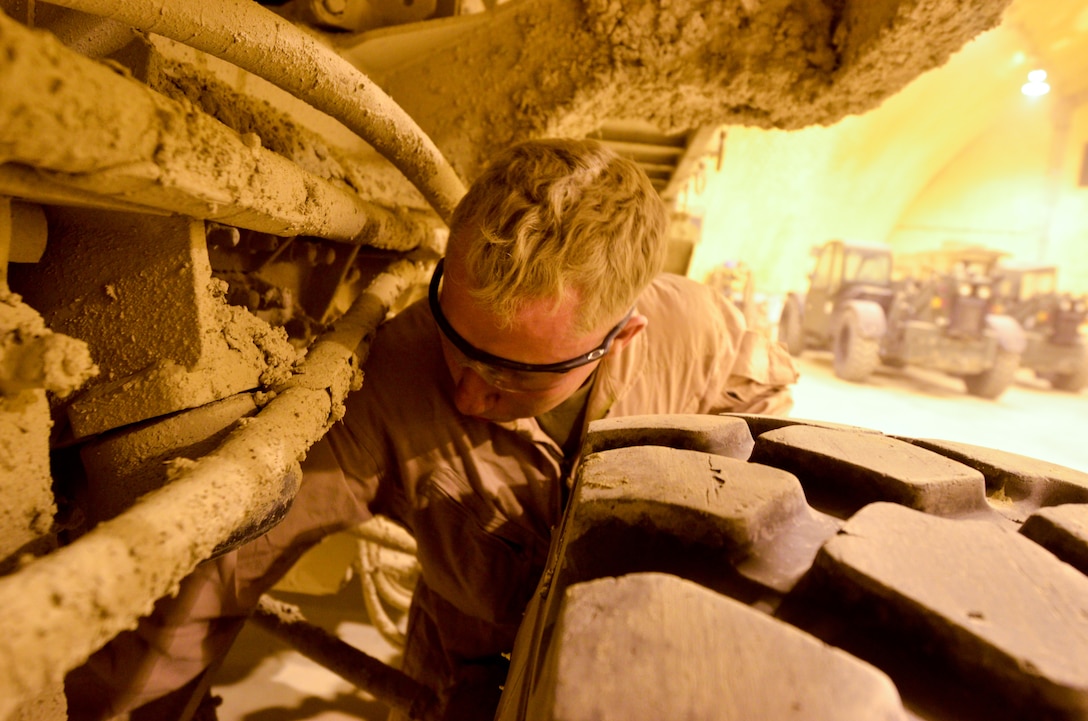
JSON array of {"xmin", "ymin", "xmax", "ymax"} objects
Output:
[
  {"xmin": 213, "ymin": 582, "xmax": 401, "ymax": 721},
  {"xmin": 789, "ymin": 351, "xmax": 1088, "ymax": 474},
  {"xmin": 210, "ymin": 352, "xmax": 1088, "ymax": 720}
]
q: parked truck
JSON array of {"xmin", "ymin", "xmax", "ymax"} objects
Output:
[
  {"xmin": 894, "ymin": 245, "xmax": 1087, "ymax": 394},
  {"xmin": 992, "ymin": 263, "xmax": 1088, "ymax": 392},
  {"xmin": 777, "ymin": 239, "xmax": 1025, "ymax": 399}
]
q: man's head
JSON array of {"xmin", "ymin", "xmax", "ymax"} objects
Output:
[
  {"xmin": 446, "ymin": 137, "xmax": 668, "ymax": 334},
  {"xmin": 432, "ymin": 138, "xmax": 669, "ymax": 421}
]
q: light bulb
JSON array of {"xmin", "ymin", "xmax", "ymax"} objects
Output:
[{"xmin": 1021, "ymin": 68, "xmax": 1050, "ymax": 97}]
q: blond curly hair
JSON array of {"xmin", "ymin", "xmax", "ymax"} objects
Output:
[{"xmin": 446, "ymin": 138, "xmax": 668, "ymax": 334}]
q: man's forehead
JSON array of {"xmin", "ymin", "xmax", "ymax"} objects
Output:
[{"xmin": 438, "ymin": 261, "xmax": 604, "ymax": 361}]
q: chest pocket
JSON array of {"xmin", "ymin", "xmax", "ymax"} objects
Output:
[{"xmin": 412, "ymin": 466, "xmax": 549, "ymax": 627}]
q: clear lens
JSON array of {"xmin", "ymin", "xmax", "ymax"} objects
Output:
[
  {"xmin": 442, "ymin": 339, "xmax": 568, "ymax": 393},
  {"xmin": 471, "ymin": 361, "xmax": 568, "ymax": 393}
]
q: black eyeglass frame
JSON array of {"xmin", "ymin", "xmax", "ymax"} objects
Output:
[{"xmin": 428, "ymin": 258, "xmax": 633, "ymax": 374}]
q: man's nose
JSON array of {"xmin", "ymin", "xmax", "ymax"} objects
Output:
[{"xmin": 452, "ymin": 366, "xmax": 499, "ymax": 417}]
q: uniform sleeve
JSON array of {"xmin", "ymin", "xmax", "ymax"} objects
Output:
[
  {"xmin": 703, "ymin": 290, "xmax": 799, "ymax": 416},
  {"xmin": 65, "ymin": 553, "xmax": 250, "ymax": 721},
  {"xmin": 65, "ymin": 426, "xmax": 381, "ymax": 720}
]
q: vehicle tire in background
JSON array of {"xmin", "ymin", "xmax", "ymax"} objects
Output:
[
  {"xmin": 1048, "ymin": 352, "xmax": 1088, "ymax": 393},
  {"xmin": 497, "ymin": 413, "xmax": 1088, "ymax": 721},
  {"xmin": 963, "ymin": 348, "xmax": 1020, "ymax": 399},
  {"xmin": 778, "ymin": 295, "xmax": 806, "ymax": 357},
  {"xmin": 832, "ymin": 309, "xmax": 880, "ymax": 382}
]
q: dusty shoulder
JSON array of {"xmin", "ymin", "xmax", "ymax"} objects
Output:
[
  {"xmin": 638, "ymin": 273, "xmax": 741, "ymax": 334},
  {"xmin": 353, "ymin": 298, "xmax": 446, "ymax": 401}
]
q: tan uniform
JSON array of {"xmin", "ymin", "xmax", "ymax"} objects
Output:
[{"xmin": 67, "ymin": 274, "xmax": 797, "ymax": 720}]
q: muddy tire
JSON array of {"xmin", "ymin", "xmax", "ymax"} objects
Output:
[
  {"xmin": 778, "ymin": 296, "xmax": 805, "ymax": 357},
  {"xmin": 496, "ymin": 414, "xmax": 1088, "ymax": 721},
  {"xmin": 963, "ymin": 349, "xmax": 1019, "ymax": 399},
  {"xmin": 1049, "ymin": 355, "xmax": 1088, "ymax": 393},
  {"xmin": 832, "ymin": 310, "xmax": 879, "ymax": 383}
]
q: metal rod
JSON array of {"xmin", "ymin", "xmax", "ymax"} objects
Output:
[{"xmin": 251, "ymin": 595, "xmax": 439, "ymax": 721}]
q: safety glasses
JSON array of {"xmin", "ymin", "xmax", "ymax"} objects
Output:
[{"xmin": 428, "ymin": 258, "xmax": 631, "ymax": 392}]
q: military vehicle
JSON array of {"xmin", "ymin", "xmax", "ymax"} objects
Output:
[
  {"xmin": 894, "ymin": 246, "xmax": 1087, "ymax": 393},
  {"xmin": 0, "ymin": 2, "xmax": 1079, "ymax": 721},
  {"xmin": 778, "ymin": 239, "xmax": 1025, "ymax": 399},
  {"xmin": 892, "ymin": 242, "xmax": 1008, "ymax": 281},
  {"xmin": 992, "ymin": 263, "xmax": 1088, "ymax": 392}
]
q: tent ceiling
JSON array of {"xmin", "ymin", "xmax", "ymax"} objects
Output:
[{"xmin": 1005, "ymin": 0, "xmax": 1088, "ymax": 101}]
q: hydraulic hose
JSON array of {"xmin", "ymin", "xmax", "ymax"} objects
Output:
[{"xmin": 42, "ymin": 0, "xmax": 466, "ymax": 223}]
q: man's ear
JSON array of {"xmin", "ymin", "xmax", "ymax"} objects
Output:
[{"xmin": 610, "ymin": 312, "xmax": 647, "ymax": 353}]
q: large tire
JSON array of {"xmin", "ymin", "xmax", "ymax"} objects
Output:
[
  {"xmin": 778, "ymin": 296, "xmax": 805, "ymax": 357},
  {"xmin": 497, "ymin": 414, "xmax": 1088, "ymax": 721},
  {"xmin": 1050, "ymin": 354, "xmax": 1088, "ymax": 393},
  {"xmin": 963, "ymin": 349, "xmax": 1019, "ymax": 399},
  {"xmin": 832, "ymin": 310, "xmax": 880, "ymax": 383}
]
